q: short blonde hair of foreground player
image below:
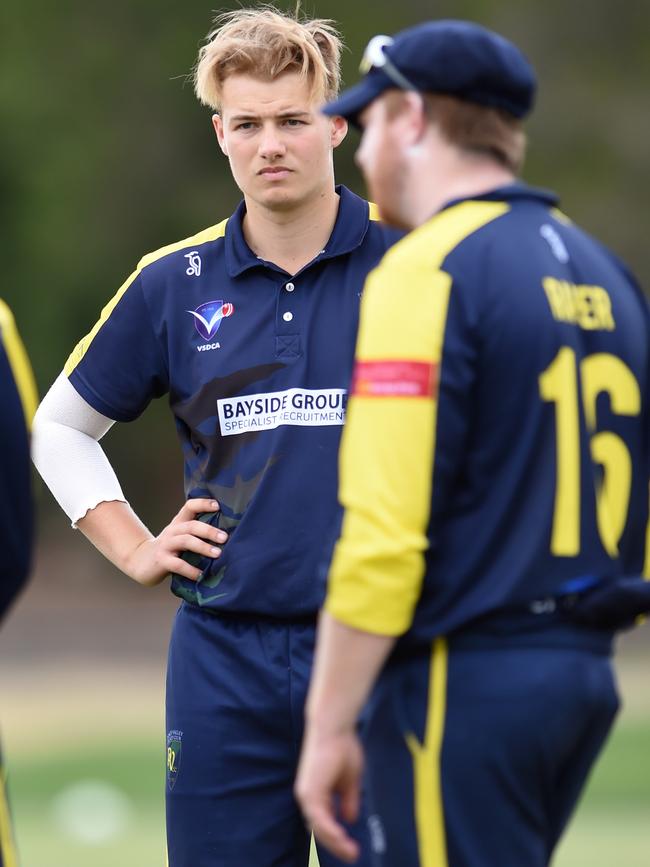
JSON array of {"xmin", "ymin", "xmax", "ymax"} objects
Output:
[{"xmin": 194, "ymin": 5, "xmax": 343, "ymax": 112}]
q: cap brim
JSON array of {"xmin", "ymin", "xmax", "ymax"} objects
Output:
[{"xmin": 322, "ymin": 74, "xmax": 390, "ymax": 126}]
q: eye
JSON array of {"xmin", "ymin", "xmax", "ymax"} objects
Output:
[
  {"xmin": 235, "ymin": 121, "xmax": 256, "ymax": 131},
  {"xmin": 283, "ymin": 118, "xmax": 306, "ymax": 127}
]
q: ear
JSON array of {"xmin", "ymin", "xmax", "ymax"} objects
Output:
[
  {"xmin": 396, "ymin": 92, "xmax": 428, "ymax": 146},
  {"xmin": 212, "ymin": 114, "xmax": 228, "ymax": 156},
  {"xmin": 329, "ymin": 114, "xmax": 348, "ymax": 150}
]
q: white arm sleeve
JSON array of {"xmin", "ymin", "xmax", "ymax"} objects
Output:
[{"xmin": 31, "ymin": 373, "xmax": 128, "ymax": 527}]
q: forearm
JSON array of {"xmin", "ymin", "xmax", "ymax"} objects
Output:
[
  {"xmin": 76, "ymin": 500, "xmax": 153, "ymax": 579},
  {"xmin": 77, "ymin": 495, "xmax": 225, "ymax": 587},
  {"xmin": 32, "ymin": 374, "xmax": 156, "ymax": 583},
  {"xmin": 33, "ymin": 375, "xmax": 226, "ymax": 587},
  {"xmin": 306, "ymin": 611, "xmax": 396, "ymax": 733}
]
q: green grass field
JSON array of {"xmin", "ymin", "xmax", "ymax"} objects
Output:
[{"xmin": 6, "ymin": 719, "xmax": 650, "ymax": 867}]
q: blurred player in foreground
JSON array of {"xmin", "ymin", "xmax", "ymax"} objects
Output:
[
  {"xmin": 0, "ymin": 300, "xmax": 37, "ymax": 867},
  {"xmin": 32, "ymin": 5, "xmax": 400, "ymax": 866},
  {"xmin": 296, "ymin": 19, "xmax": 650, "ymax": 867}
]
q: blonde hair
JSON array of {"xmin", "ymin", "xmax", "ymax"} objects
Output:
[{"xmin": 194, "ymin": 5, "xmax": 343, "ymax": 112}]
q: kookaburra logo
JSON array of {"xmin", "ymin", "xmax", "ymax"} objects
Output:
[{"xmin": 184, "ymin": 250, "xmax": 202, "ymax": 277}]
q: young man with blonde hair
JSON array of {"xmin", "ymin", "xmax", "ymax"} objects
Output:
[
  {"xmin": 32, "ymin": 6, "xmax": 399, "ymax": 866},
  {"xmin": 297, "ymin": 19, "xmax": 650, "ymax": 867}
]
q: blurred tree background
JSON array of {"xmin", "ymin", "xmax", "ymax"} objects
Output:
[{"xmin": 2, "ymin": 0, "xmax": 649, "ymax": 529}]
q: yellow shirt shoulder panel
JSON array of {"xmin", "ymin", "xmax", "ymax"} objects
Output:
[
  {"xmin": 64, "ymin": 220, "xmax": 229, "ymax": 377},
  {"xmin": 137, "ymin": 220, "xmax": 228, "ymax": 270}
]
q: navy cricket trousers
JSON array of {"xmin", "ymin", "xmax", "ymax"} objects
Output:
[
  {"xmin": 165, "ymin": 602, "xmax": 371, "ymax": 867},
  {"xmin": 363, "ymin": 630, "xmax": 619, "ymax": 867}
]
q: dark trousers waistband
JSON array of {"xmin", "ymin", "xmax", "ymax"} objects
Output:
[{"xmin": 182, "ymin": 600, "xmax": 318, "ymax": 627}]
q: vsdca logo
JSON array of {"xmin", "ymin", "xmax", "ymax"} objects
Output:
[{"xmin": 187, "ymin": 300, "xmax": 235, "ymax": 341}]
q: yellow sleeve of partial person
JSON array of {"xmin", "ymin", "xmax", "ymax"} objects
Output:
[
  {"xmin": 325, "ymin": 200, "xmax": 508, "ymax": 636},
  {"xmin": 0, "ymin": 298, "xmax": 38, "ymax": 429}
]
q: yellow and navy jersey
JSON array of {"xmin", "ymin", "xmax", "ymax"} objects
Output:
[
  {"xmin": 65, "ymin": 187, "xmax": 402, "ymax": 616},
  {"xmin": 0, "ymin": 299, "xmax": 37, "ymax": 623},
  {"xmin": 326, "ymin": 184, "xmax": 650, "ymax": 644}
]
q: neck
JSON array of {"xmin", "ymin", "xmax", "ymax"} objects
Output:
[
  {"xmin": 406, "ymin": 147, "xmax": 516, "ymax": 228},
  {"xmin": 242, "ymin": 186, "xmax": 340, "ymax": 275}
]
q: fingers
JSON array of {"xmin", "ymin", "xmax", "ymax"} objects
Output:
[
  {"xmin": 185, "ymin": 521, "xmax": 228, "ymax": 544},
  {"xmin": 129, "ymin": 497, "xmax": 227, "ymax": 586},
  {"xmin": 176, "ymin": 533, "xmax": 223, "ymax": 561},
  {"xmin": 308, "ymin": 803, "xmax": 360, "ymax": 864},
  {"xmin": 159, "ymin": 525, "xmax": 227, "ymax": 582},
  {"xmin": 150, "ymin": 541, "xmax": 221, "ymax": 582},
  {"xmin": 175, "ymin": 498, "xmax": 220, "ymax": 522},
  {"xmin": 165, "ymin": 516, "xmax": 228, "ymax": 551},
  {"xmin": 152, "ymin": 500, "xmax": 230, "ymax": 583},
  {"xmin": 129, "ymin": 539, "xmax": 203, "ymax": 586},
  {"xmin": 295, "ymin": 734, "xmax": 362, "ymax": 865},
  {"xmin": 339, "ymin": 780, "xmax": 360, "ymax": 824},
  {"xmin": 165, "ymin": 557, "xmax": 203, "ymax": 583}
]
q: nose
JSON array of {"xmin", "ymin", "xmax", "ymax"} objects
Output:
[{"xmin": 258, "ymin": 123, "xmax": 286, "ymax": 160}]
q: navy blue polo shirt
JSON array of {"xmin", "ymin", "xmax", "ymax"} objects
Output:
[
  {"xmin": 326, "ymin": 184, "xmax": 650, "ymax": 643},
  {"xmin": 65, "ymin": 186, "xmax": 401, "ymax": 615}
]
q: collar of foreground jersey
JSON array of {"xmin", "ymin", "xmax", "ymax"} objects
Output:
[
  {"xmin": 225, "ymin": 185, "xmax": 372, "ymax": 277},
  {"xmin": 440, "ymin": 182, "xmax": 559, "ymax": 214}
]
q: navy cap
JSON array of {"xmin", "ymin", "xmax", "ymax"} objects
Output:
[{"xmin": 324, "ymin": 20, "xmax": 536, "ymax": 124}]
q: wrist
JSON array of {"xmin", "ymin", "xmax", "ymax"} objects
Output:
[
  {"xmin": 123, "ymin": 535, "xmax": 157, "ymax": 584},
  {"xmin": 305, "ymin": 693, "xmax": 359, "ymax": 736}
]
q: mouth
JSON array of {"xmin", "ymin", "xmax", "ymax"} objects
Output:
[{"xmin": 258, "ymin": 167, "xmax": 292, "ymax": 178}]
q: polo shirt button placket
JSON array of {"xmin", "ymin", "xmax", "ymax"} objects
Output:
[{"xmin": 275, "ymin": 278, "xmax": 301, "ymax": 358}]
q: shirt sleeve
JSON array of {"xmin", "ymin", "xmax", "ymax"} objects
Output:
[
  {"xmin": 0, "ymin": 302, "xmax": 35, "ymax": 622},
  {"xmin": 325, "ymin": 201, "xmax": 508, "ymax": 636},
  {"xmin": 325, "ymin": 249, "xmax": 453, "ymax": 636},
  {"xmin": 32, "ymin": 373, "xmax": 127, "ymax": 526},
  {"xmin": 64, "ymin": 269, "xmax": 169, "ymax": 421}
]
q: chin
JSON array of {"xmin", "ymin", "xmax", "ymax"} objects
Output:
[
  {"xmin": 373, "ymin": 197, "xmax": 412, "ymax": 231},
  {"xmin": 366, "ymin": 179, "xmax": 411, "ymax": 230},
  {"xmin": 259, "ymin": 183, "xmax": 316, "ymax": 212},
  {"xmin": 260, "ymin": 192, "xmax": 302, "ymax": 212}
]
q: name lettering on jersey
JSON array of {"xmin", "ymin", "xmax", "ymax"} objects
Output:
[
  {"xmin": 187, "ymin": 300, "xmax": 235, "ymax": 344},
  {"xmin": 218, "ymin": 388, "xmax": 347, "ymax": 436},
  {"xmin": 184, "ymin": 250, "xmax": 202, "ymax": 276},
  {"xmin": 542, "ymin": 277, "xmax": 615, "ymax": 331},
  {"xmin": 351, "ymin": 360, "xmax": 437, "ymax": 398}
]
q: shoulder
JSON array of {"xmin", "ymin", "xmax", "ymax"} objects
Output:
[
  {"xmin": 111, "ymin": 218, "xmax": 231, "ymax": 306},
  {"xmin": 137, "ymin": 218, "xmax": 229, "ymax": 274},
  {"xmin": 555, "ymin": 214, "xmax": 641, "ymax": 283},
  {"xmin": 385, "ymin": 200, "xmax": 511, "ymax": 272}
]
